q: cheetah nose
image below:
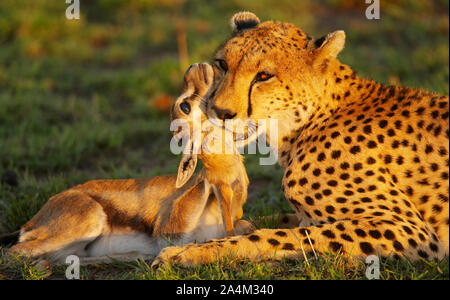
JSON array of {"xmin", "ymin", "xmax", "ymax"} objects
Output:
[{"xmin": 213, "ymin": 105, "xmax": 237, "ymax": 121}]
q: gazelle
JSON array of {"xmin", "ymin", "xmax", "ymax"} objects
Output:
[{"xmin": 6, "ymin": 63, "xmax": 254, "ymax": 265}]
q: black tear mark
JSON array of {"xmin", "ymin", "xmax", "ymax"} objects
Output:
[{"xmin": 248, "ymin": 80, "xmax": 255, "ymax": 117}]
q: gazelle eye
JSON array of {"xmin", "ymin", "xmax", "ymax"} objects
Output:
[
  {"xmin": 215, "ymin": 59, "xmax": 228, "ymax": 72},
  {"xmin": 255, "ymin": 72, "xmax": 274, "ymax": 82},
  {"xmin": 180, "ymin": 101, "xmax": 191, "ymax": 114}
]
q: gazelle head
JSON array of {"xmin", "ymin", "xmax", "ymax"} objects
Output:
[{"xmin": 171, "ymin": 63, "xmax": 214, "ymax": 188}]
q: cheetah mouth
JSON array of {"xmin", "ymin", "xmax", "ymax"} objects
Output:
[{"xmin": 206, "ymin": 117, "xmax": 259, "ymax": 146}]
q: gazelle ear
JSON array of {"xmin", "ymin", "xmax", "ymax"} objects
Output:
[
  {"xmin": 230, "ymin": 11, "xmax": 260, "ymax": 34},
  {"xmin": 314, "ymin": 30, "xmax": 346, "ymax": 59},
  {"xmin": 176, "ymin": 153, "xmax": 198, "ymax": 188}
]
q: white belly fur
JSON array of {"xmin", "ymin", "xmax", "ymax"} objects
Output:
[{"xmin": 85, "ymin": 200, "xmax": 226, "ymax": 259}]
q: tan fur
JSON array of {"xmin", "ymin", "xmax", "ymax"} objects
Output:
[
  {"xmin": 8, "ymin": 64, "xmax": 255, "ymax": 265},
  {"xmin": 171, "ymin": 63, "xmax": 249, "ymax": 236},
  {"xmin": 152, "ymin": 12, "xmax": 449, "ymax": 267}
]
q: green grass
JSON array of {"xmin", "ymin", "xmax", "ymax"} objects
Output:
[
  {"xmin": 0, "ymin": 0, "xmax": 448, "ymax": 280},
  {"xmin": 1, "ymin": 246, "xmax": 447, "ymax": 280}
]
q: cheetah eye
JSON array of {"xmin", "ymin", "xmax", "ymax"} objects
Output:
[
  {"xmin": 180, "ymin": 101, "xmax": 191, "ymax": 114},
  {"xmin": 255, "ymin": 72, "xmax": 274, "ymax": 82},
  {"xmin": 214, "ymin": 59, "xmax": 228, "ymax": 72}
]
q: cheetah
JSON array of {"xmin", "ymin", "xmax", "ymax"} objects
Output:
[{"xmin": 153, "ymin": 12, "xmax": 449, "ymax": 267}]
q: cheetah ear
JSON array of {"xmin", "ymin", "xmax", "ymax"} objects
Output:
[
  {"xmin": 314, "ymin": 30, "xmax": 346, "ymax": 59},
  {"xmin": 176, "ymin": 153, "xmax": 198, "ymax": 188},
  {"xmin": 230, "ymin": 12, "xmax": 260, "ymax": 34}
]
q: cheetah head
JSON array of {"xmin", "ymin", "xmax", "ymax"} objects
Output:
[{"xmin": 206, "ymin": 12, "xmax": 346, "ymax": 146}]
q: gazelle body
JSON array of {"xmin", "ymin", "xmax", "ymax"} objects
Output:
[{"xmin": 9, "ymin": 175, "xmax": 221, "ymax": 264}]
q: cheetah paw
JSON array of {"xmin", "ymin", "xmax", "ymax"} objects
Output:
[{"xmin": 151, "ymin": 245, "xmax": 188, "ymax": 268}]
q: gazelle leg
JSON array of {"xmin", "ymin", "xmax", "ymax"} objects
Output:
[
  {"xmin": 214, "ymin": 184, "xmax": 235, "ymax": 237},
  {"xmin": 234, "ymin": 219, "xmax": 256, "ymax": 235}
]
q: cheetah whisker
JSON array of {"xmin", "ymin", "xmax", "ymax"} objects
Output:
[
  {"xmin": 299, "ymin": 240, "xmax": 310, "ymax": 267},
  {"xmin": 305, "ymin": 230, "xmax": 318, "ymax": 259}
]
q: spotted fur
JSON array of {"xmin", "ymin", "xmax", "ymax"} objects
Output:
[{"xmin": 153, "ymin": 12, "xmax": 449, "ymax": 267}]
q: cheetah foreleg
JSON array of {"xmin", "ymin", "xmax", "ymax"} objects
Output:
[{"xmin": 152, "ymin": 218, "xmax": 446, "ymax": 267}]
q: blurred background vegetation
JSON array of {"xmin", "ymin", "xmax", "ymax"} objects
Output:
[{"xmin": 0, "ymin": 0, "xmax": 448, "ymax": 235}]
